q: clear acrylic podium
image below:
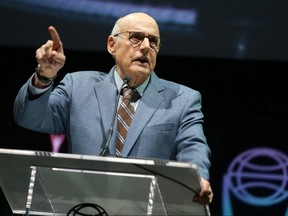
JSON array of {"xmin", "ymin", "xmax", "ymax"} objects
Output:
[{"xmin": 0, "ymin": 148, "xmax": 210, "ymax": 215}]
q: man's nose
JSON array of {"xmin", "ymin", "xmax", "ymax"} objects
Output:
[{"xmin": 140, "ymin": 37, "xmax": 150, "ymax": 48}]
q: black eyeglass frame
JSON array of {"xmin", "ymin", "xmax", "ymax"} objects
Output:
[{"xmin": 113, "ymin": 31, "xmax": 162, "ymax": 52}]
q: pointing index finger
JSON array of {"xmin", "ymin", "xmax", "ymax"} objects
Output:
[{"xmin": 48, "ymin": 26, "xmax": 63, "ymax": 52}]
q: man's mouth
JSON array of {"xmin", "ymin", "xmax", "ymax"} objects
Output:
[{"xmin": 134, "ymin": 56, "xmax": 149, "ymax": 64}]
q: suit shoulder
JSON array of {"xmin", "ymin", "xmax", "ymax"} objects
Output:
[
  {"xmin": 159, "ymin": 78, "xmax": 200, "ymax": 95},
  {"xmin": 62, "ymin": 70, "xmax": 108, "ymax": 83},
  {"xmin": 69, "ymin": 70, "xmax": 107, "ymax": 79}
]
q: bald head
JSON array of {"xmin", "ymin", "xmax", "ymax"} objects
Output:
[{"xmin": 111, "ymin": 12, "xmax": 160, "ymax": 37}]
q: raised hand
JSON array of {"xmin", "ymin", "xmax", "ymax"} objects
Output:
[{"xmin": 34, "ymin": 26, "xmax": 66, "ymax": 86}]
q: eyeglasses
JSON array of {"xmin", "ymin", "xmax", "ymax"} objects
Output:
[{"xmin": 113, "ymin": 31, "xmax": 161, "ymax": 52}]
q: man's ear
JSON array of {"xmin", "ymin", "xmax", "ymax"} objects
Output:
[{"xmin": 107, "ymin": 35, "xmax": 116, "ymax": 55}]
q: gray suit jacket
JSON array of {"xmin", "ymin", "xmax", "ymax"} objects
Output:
[{"xmin": 14, "ymin": 67, "xmax": 211, "ymax": 179}]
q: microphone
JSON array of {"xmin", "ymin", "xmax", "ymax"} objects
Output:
[{"xmin": 100, "ymin": 75, "xmax": 131, "ymax": 156}]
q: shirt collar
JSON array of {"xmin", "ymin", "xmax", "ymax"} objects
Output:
[{"xmin": 114, "ymin": 70, "xmax": 149, "ymax": 96}]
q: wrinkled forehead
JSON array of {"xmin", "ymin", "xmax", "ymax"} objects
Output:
[{"xmin": 120, "ymin": 15, "xmax": 160, "ymax": 36}]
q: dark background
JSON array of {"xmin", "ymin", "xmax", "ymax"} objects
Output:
[
  {"xmin": 1, "ymin": 1, "xmax": 288, "ymax": 215},
  {"xmin": 1, "ymin": 0, "xmax": 288, "ymax": 61}
]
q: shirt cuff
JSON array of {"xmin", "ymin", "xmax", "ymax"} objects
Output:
[{"xmin": 28, "ymin": 73, "xmax": 51, "ymax": 95}]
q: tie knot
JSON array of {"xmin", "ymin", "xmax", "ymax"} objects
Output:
[{"xmin": 121, "ymin": 86, "xmax": 140, "ymax": 102}]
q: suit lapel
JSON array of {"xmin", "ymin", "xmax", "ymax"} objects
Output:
[
  {"xmin": 122, "ymin": 73, "xmax": 164, "ymax": 156},
  {"xmin": 94, "ymin": 74, "xmax": 117, "ymax": 143}
]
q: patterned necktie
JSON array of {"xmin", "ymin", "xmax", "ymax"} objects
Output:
[{"xmin": 116, "ymin": 86, "xmax": 139, "ymax": 156}]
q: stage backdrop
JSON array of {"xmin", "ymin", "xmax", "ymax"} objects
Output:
[{"xmin": 1, "ymin": 0, "xmax": 288, "ymax": 61}]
